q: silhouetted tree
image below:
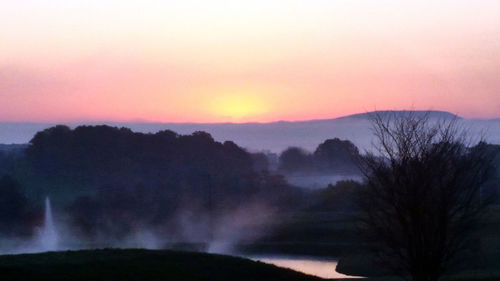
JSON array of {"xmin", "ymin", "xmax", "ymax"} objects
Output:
[
  {"xmin": 358, "ymin": 112, "xmax": 493, "ymax": 281},
  {"xmin": 475, "ymin": 143, "xmax": 500, "ymax": 203},
  {"xmin": 313, "ymin": 138, "xmax": 360, "ymax": 173},
  {"xmin": 250, "ymin": 152, "xmax": 269, "ymax": 172},
  {"xmin": 279, "ymin": 147, "xmax": 313, "ymax": 173},
  {"xmin": 0, "ymin": 175, "xmax": 33, "ymax": 236},
  {"xmin": 311, "ymin": 180, "xmax": 363, "ymax": 212}
]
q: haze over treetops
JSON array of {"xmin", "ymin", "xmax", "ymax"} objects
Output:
[{"xmin": 1, "ymin": 1, "xmax": 500, "ymax": 123}]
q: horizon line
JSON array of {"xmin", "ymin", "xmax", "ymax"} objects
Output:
[{"xmin": 0, "ymin": 110, "xmax": 498, "ymax": 125}]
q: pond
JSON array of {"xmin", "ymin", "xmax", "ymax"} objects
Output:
[{"xmin": 251, "ymin": 256, "xmax": 362, "ymax": 279}]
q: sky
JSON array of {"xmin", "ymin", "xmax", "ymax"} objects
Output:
[{"xmin": 1, "ymin": 0, "xmax": 499, "ymax": 123}]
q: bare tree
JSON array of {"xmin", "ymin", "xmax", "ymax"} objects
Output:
[{"xmin": 358, "ymin": 112, "xmax": 493, "ymax": 281}]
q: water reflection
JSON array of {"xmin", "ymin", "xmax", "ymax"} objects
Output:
[{"xmin": 253, "ymin": 256, "xmax": 360, "ymax": 279}]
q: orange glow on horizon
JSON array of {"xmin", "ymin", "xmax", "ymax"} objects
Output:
[{"xmin": 208, "ymin": 94, "xmax": 269, "ymax": 122}]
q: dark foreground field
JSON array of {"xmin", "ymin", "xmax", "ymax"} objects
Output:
[
  {"xmin": 1, "ymin": 249, "xmax": 499, "ymax": 281},
  {"xmin": 0, "ymin": 249, "xmax": 332, "ymax": 281}
]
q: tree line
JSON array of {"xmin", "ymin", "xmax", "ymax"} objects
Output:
[
  {"xmin": 0, "ymin": 125, "xmax": 305, "ymax": 241},
  {"xmin": 278, "ymin": 138, "xmax": 361, "ymax": 174}
]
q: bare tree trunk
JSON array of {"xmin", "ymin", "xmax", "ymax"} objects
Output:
[{"xmin": 357, "ymin": 111, "xmax": 493, "ymax": 280}]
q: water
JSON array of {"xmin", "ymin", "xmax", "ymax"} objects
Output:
[
  {"xmin": 253, "ymin": 256, "xmax": 361, "ymax": 279},
  {"xmin": 38, "ymin": 197, "xmax": 59, "ymax": 251}
]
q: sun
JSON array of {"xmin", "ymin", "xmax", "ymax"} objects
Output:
[{"xmin": 209, "ymin": 93, "xmax": 269, "ymax": 122}]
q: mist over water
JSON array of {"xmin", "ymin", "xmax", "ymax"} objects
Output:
[
  {"xmin": 0, "ymin": 197, "xmax": 60, "ymax": 254},
  {"xmin": 0, "ymin": 196, "xmax": 277, "ymax": 256},
  {"xmin": 38, "ymin": 197, "xmax": 59, "ymax": 251}
]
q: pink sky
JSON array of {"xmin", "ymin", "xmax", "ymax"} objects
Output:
[{"xmin": 1, "ymin": 0, "xmax": 499, "ymax": 122}]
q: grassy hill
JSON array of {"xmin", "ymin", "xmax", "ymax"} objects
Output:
[{"xmin": 0, "ymin": 249, "xmax": 327, "ymax": 281}]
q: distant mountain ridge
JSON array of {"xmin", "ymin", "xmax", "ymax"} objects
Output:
[
  {"xmin": 335, "ymin": 110, "xmax": 461, "ymax": 121},
  {"xmin": 245, "ymin": 110, "xmax": 461, "ymax": 125},
  {"xmin": 1, "ymin": 110, "xmax": 498, "ymax": 152}
]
